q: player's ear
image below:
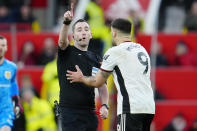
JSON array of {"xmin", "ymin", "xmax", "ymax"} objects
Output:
[
  {"xmin": 112, "ymin": 30, "xmax": 116, "ymax": 38},
  {"xmin": 5, "ymin": 41, "xmax": 8, "ymax": 52},
  {"xmin": 90, "ymin": 32, "xmax": 92, "ymax": 39},
  {"xmin": 111, "ymin": 27, "xmax": 116, "ymax": 38}
]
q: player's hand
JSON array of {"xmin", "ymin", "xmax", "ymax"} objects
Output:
[
  {"xmin": 13, "ymin": 102, "xmax": 23, "ymax": 119},
  {"xmin": 100, "ymin": 106, "xmax": 108, "ymax": 119},
  {"xmin": 63, "ymin": 2, "xmax": 74, "ymax": 22},
  {"xmin": 12, "ymin": 95, "xmax": 23, "ymax": 119},
  {"xmin": 66, "ymin": 65, "xmax": 84, "ymax": 83},
  {"xmin": 13, "ymin": 105, "xmax": 20, "ymax": 118}
]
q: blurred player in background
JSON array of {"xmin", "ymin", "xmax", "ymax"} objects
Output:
[
  {"xmin": 0, "ymin": 36, "xmax": 23, "ymax": 131},
  {"xmin": 67, "ymin": 18, "xmax": 155, "ymax": 131}
]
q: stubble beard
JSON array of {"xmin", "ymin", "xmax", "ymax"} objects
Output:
[
  {"xmin": 0, "ymin": 50, "xmax": 5, "ymax": 60},
  {"xmin": 80, "ymin": 42, "xmax": 88, "ymax": 48},
  {"xmin": 0, "ymin": 52, "xmax": 3, "ymax": 60},
  {"xmin": 0, "ymin": 56, "xmax": 3, "ymax": 60},
  {"xmin": 112, "ymin": 40, "xmax": 116, "ymax": 46},
  {"xmin": 79, "ymin": 39, "xmax": 89, "ymax": 48},
  {"xmin": 75, "ymin": 41, "xmax": 89, "ymax": 51}
]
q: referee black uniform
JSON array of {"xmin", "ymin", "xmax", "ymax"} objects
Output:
[{"xmin": 57, "ymin": 45, "xmax": 101, "ymax": 131}]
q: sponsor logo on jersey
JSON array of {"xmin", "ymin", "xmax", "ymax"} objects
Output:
[
  {"xmin": 0, "ymin": 84, "xmax": 10, "ymax": 87},
  {"xmin": 4, "ymin": 71, "xmax": 11, "ymax": 80},
  {"xmin": 103, "ymin": 55, "xmax": 110, "ymax": 60}
]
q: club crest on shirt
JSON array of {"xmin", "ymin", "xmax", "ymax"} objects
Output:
[{"xmin": 4, "ymin": 71, "xmax": 11, "ymax": 80}]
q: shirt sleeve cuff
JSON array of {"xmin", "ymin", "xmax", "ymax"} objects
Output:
[{"xmin": 100, "ymin": 68, "xmax": 113, "ymax": 72}]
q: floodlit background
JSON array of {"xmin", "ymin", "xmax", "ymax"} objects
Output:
[{"xmin": 1, "ymin": 0, "xmax": 197, "ymax": 131}]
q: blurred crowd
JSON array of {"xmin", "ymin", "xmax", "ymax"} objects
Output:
[
  {"xmin": 1, "ymin": 0, "xmax": 197, "ymax": 68},
  {"xmin": 1, "ymin": 0, "xmax": 197, "ymax": 131},
  {"xmin": 0, "ymin": 0, "xmax": 40, "ymax": 32},
  {"xmin": 159, "ymin": 0, "xmax": 197, "ymax": 33},
  {"xmin": 163, "ymin": 113, "xmax": 197, "ymax": 131},
  {"xmin": 17, "ymin": 37, "xmax": 56, "ymax": 68},
  {"xmin": 1, "ymin": 0, "xmax": 197, "ymax": 33}
]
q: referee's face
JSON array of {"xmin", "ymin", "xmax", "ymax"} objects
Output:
[
  {"xmin": 73, "ymin": 22, "xmax": 92, "ymax": 48},
  {"xmin": 0, "ymin": 39, "xmax": 7, "ymax": 58}
]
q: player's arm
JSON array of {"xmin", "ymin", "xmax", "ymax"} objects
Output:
[
  {"xmin": 11, "ymin": 68, "xmax": 23, "ymax": 118},
  {"xmin": 98, "ymin": 84, "xmax": 109, "ymax": 119},
  {"xmin": 66, "ymin": 65, "xmax": 111, "ymax": 88},
  {"xmin": 58, "ymin": 3, "xmax": 74, "ymax": 50},
  {"xmin": 10, "ymin": 67, "xmax": 19, "ymax": 97},
  {"xmin": 98, "ymin": 84, "xmax": 109, "ymax": 105}
]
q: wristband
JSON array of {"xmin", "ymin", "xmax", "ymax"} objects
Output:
[
  {"xmin": 63, "ymin": 20, "xmax": 71, "ymax": 25},
  {"xmin": 101, "ymin": 104, "xmax": 109, "ymax": 110}
]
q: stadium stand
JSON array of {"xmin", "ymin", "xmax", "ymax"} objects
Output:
[
  {"xmin": 137, "ymin": 33, "xmax": 197, "ymax": 65},
  {"xmin": 154, "ymin": 100, "xmax": 197, "ymax": 131},
  {"xmin": 2, "ymin": 32, "xmax": 197, "ymax": 131}
]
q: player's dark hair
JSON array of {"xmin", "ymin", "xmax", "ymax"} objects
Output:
[
  {"xmin": 111, "ymin": 18, "xmax": 132, "ymax": 34},
  {"xmin": 72, "ymin": 19, "xmax": 89, "ymax": 32},
  {"xmin": 0, "ymin": 36, "xmax": 5, "ymax": 40}
]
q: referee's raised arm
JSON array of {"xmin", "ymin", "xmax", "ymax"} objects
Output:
[{"xmin": 58, "ymin": 3, "xmax": 74, "ymax": 50}]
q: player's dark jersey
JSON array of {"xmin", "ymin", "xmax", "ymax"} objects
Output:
[{"xmin": 57, "ymin": 45, "xmax": 101, "ymax": 110}]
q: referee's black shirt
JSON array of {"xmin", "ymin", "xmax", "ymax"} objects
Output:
[{"xmin": 57, "ymin": 45, "xmax": 101, "ymax": 110}]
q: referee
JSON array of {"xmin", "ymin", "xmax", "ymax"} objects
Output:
[
  {"xmin": 67, "ymin": 18, "xmax": 155, "ymax": 131},
  {"xmin": 57, "ymin": 4, "xmax": 109, "ymax": 131}
]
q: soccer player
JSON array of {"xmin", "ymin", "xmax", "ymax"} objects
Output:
[
  {"xmin": 0, "ymin": 36, "xmax": 22, "ymax": 131},
  {"xmin": 57, "ymin": 3, "xmax": 109, "ymax": 131},
  {"xmin": 67, "ymin": 18, "xmax": 155, "ymax": 131}
]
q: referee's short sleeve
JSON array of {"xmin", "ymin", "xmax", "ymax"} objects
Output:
[
  {"xmin": 58, "ymin": 45, "xmax": 70, "ymax": 57},
  {"xmin": 100, "ymin": 48, "xmax": 116, "ymax": 72}
]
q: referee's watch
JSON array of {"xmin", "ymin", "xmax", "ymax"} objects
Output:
[{"xmin": 101, "ymin": 104, "xmax": 109, "ymax": 110}]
